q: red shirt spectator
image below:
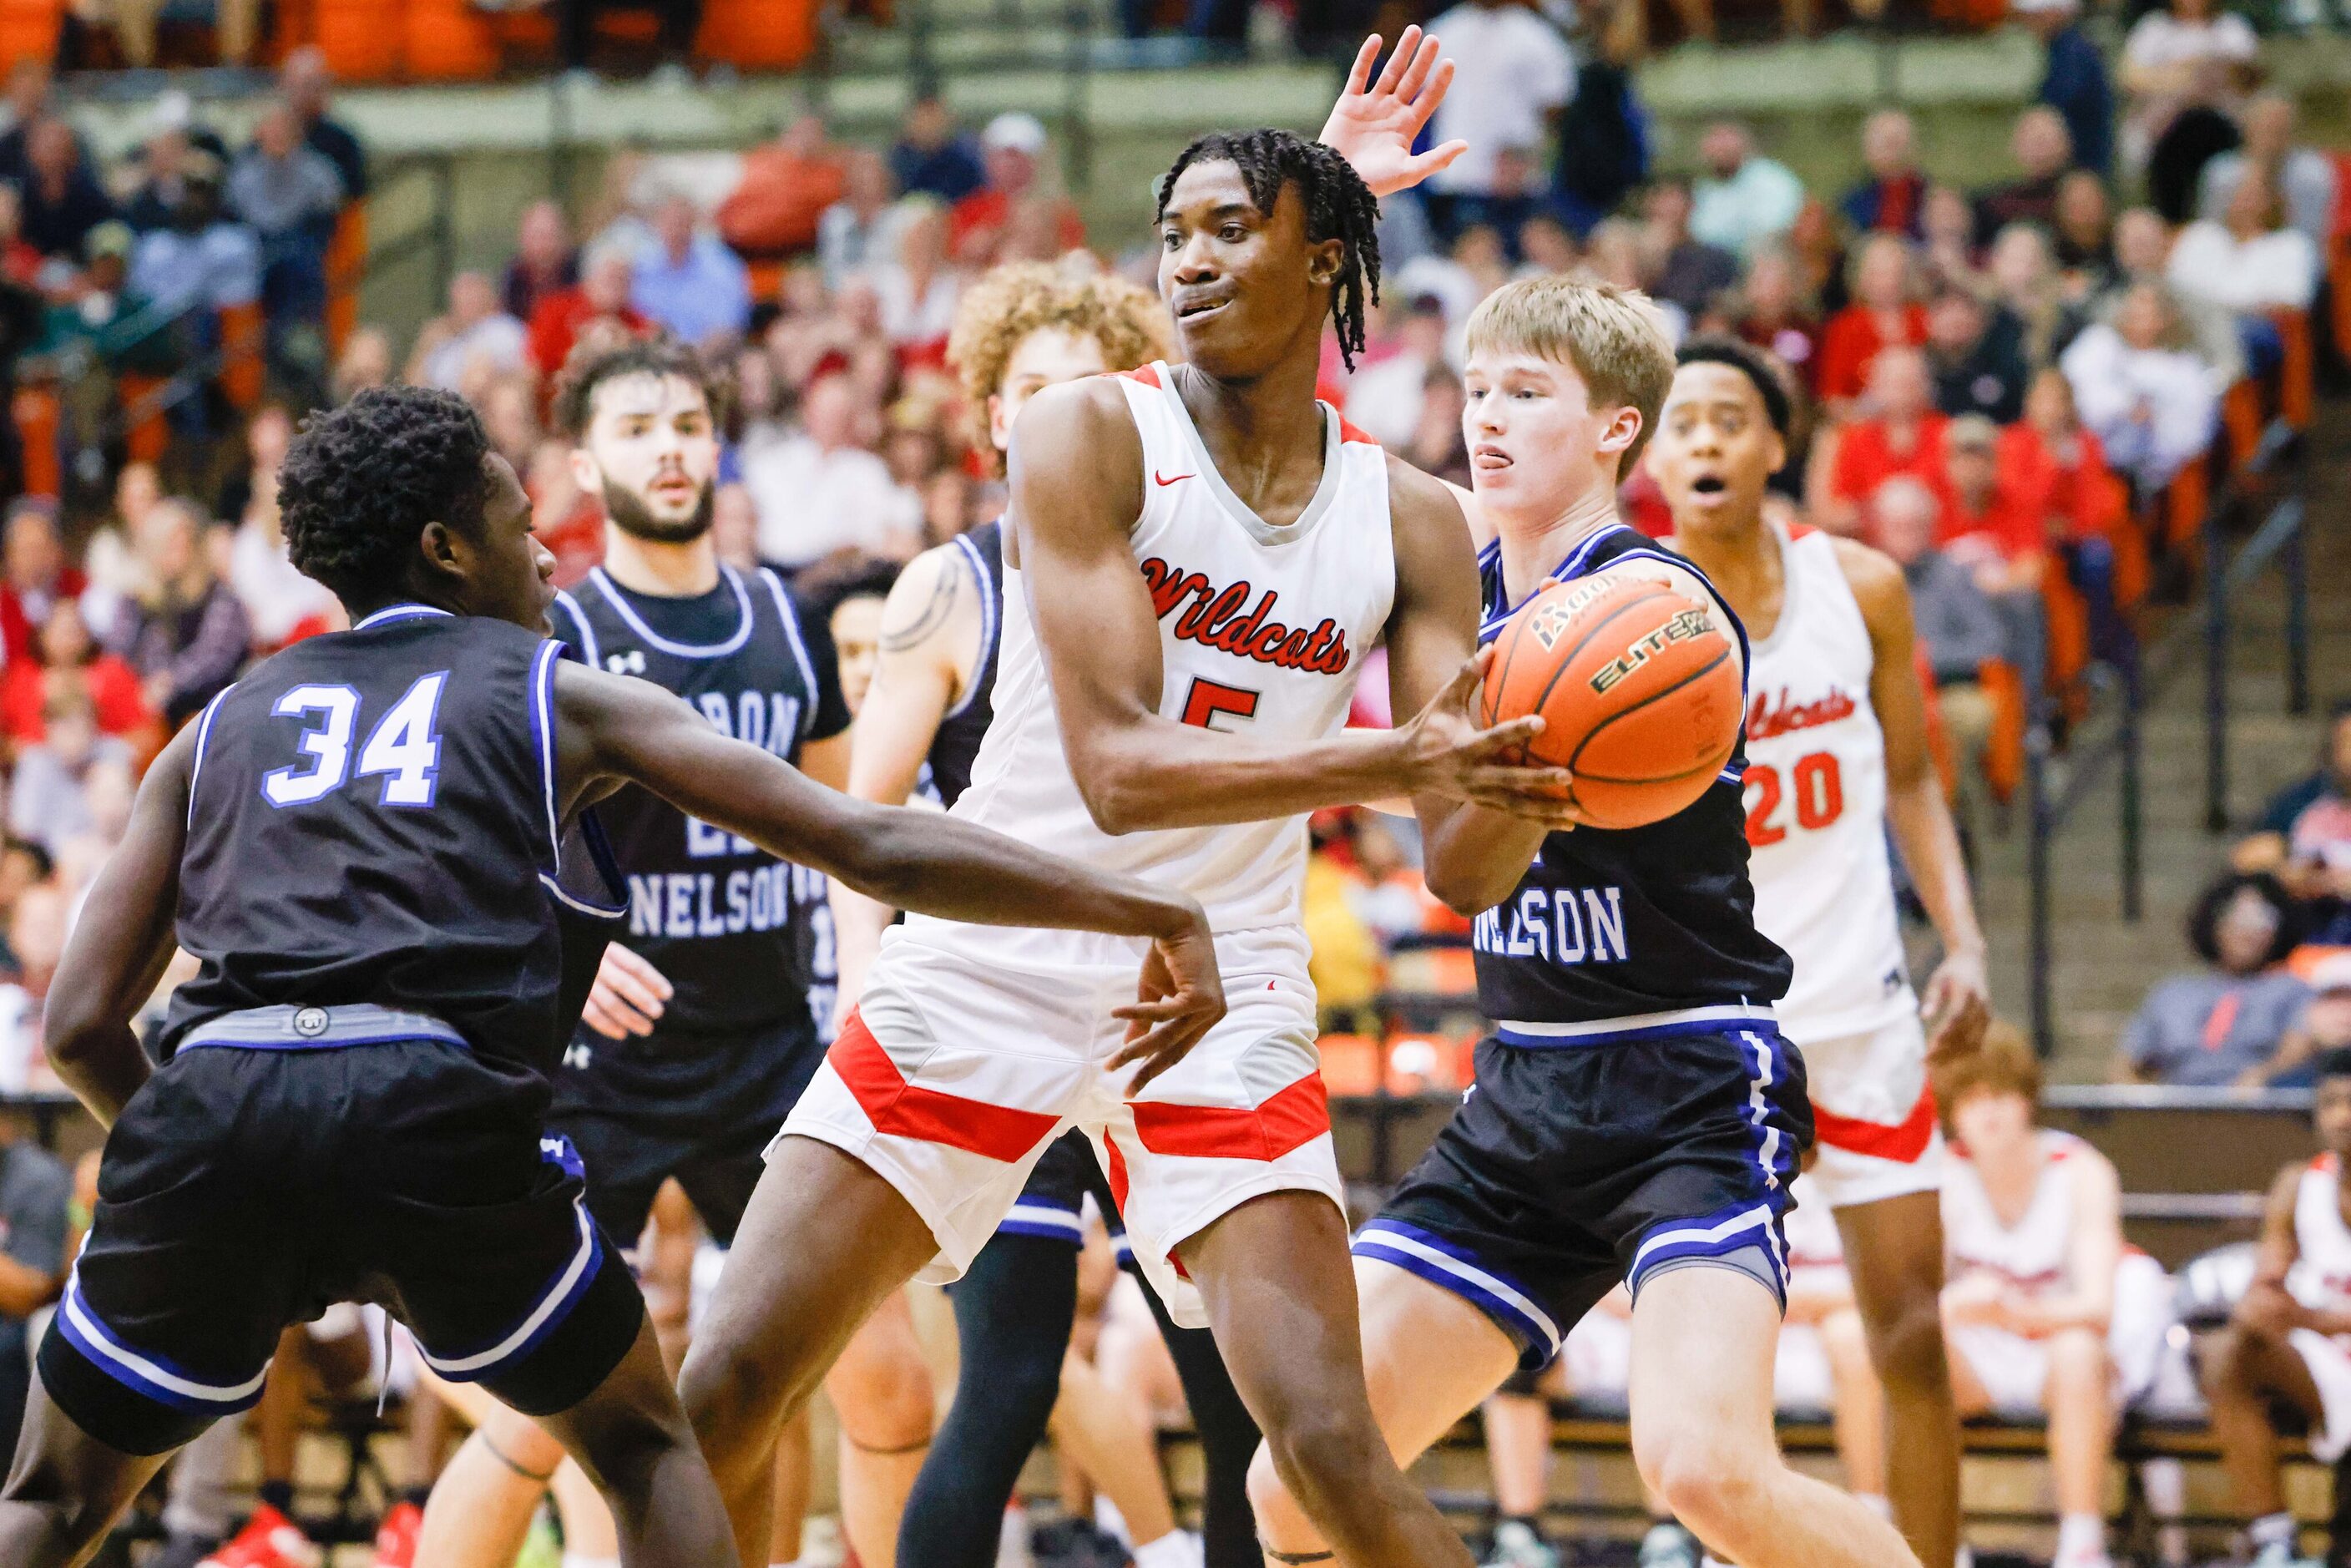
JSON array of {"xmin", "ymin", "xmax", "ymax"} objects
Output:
[
  {"xmin": 948, "ymin": 112, "xmax": 1084, "ymax": 266},
  {"xmin": 1816, "ymin": 232, "xmax": 1928, "ymax": 405},
  {"xmin": 527, "ymin": 247, "xmax": 649, "ymax": 380},
  {"xmin": 0, "ymin": 600, "xmax": 150, "ymax": 745},
  {"xmin": 1731, "ymin": 246, "xmax": 1823, "ymax": 392},
  {"xmin": 718, "ymin": 116, "xmax": 847, "ymax": 259},
  {"xmin": 2001, "ymin": 368, "xmax": 2127, "ymax": 544},
  {"xmin": 0, "ymin": 502, "xmax": 83, "ymax": 670},
  {"xmin": 1826, "ymin": 345, "xmax": 1950, "ymax": 536}
]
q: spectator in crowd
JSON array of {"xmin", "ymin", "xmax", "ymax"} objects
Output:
[
  {"xmin": 1825, "ymin": 345, "xmax": 1949, "ymax": 533},
  {"xmin": 1403, "ymin": 365, "xmax": 1473, "ymax": 488},
  {"xmin": 281, "ymin": 45, "xmax": 366, "ymax": 202},
  {"xmin": 1988, "ymin": 221, "xmax": 2085, "ymax": 370},
  {"xmin": 527, "ymin": 244, "xmax": 647, "ymax": 379},
  {"xmin": 1641, "ymin": 179, "xmax": 1739, "ymax": 321},
  {"xmin": 1974, "ymin": 108, "xmax": 2073, "ymax": 246},
  {"xmin": 503, "ymin": 200, "xmax": 579, "ymax": 323},
  {"xmin": 1842, "ymin": 109, "xmax": 1929, "ymax": 240},
  {"xmin": 407, "ymin": 270, "xmax": 528, "ymax": 392},
  {"xmin": 0, "ymin": 599, "xmax": 149, "ymax": 748},
  {"xmin": 2059, "ymin": 281, "xmax": 2219, "ymax": 490},
  {"xmin": 2051, "ymin": 170, "xmax": 2114, "ymax": 284},
  {"xmin": 0, "ymin": 501, "xmax": 82, "ymax": 670},
  {"xmin": 1418, "ymin": 0, "xmax": 1574, "ymax": 240},
  {"xmin": 1875, "ymin": 474, "xmax": 2005, "ymax": 776},
  {"xmin": 719, "ymin": 115, "xmax": 847, "ymax": 260},
  {"xmin": 2098, "ymin": 205, "xmax": 2244, "ymax": 383},
  {"xmin": 2144, "ymin": 58, "xmax": 2242, "ymax": 225},
  {"xmin": 226, "ymin": 406, "xmax": 340, "ymax": 651},
  {"xmin": 818, "ymin": 149, "xmax": 902, "ymax": 291},
  {"xmin": 2002, "ymin": 367, "xmax": 2125, "ymax": 548},
  {"xmin": 2235, "ymin": 700, "xmax": 2351, "ymax": 896},
  {"xmin": 741, "ymin": 372, "xmax": 921, "ymax": 568},
  {"xmin": 114, "ymin": 495, "xmax": 250, "ymax": 726},
  {"xmin": 127, "ymin": 154, "xmax": 261, "ymax": 322},
  {"xmin": 821, "ymin": 569, "xmax": 896, "ymax": 716},
  {"xmin": 1729, "ymin": 244, "xmax": 1823, "ymax": 394},
  {"xmin": 1921, "ymin": 181, "xmax": 1991, "ymax": 298},
  {"xmin": 1550, "ymin": 0, "xmax": 1648, "ymax": 235},
  {"xmin": 330, "ymin": 323, "xmax": 392, "ymax": 404},
  {"xmin": 889, "ymin": 93, "xmax": 986, "ymax": 206},
  {"xmin": 18, "ymin": 118, "xmax": 114, "ymax": 266},
  {"xmin": 630, "ymin": 190, "xmax": 751, "ymax": 349},
  {"xmin": 228, "ymin": 101, "xmax": 347, "ymax": 331},
  {"xmin": 1345, "ymin": 295, "xmax": 1449, "ymax": 449},
  {"xmin": 949, "ymin": 113, "xmax": 1084, "ymax": 266},
  {"xmin": 477, "ymin": 369, "xmax": 542, "ymax": 477},
  {"xmin": 2263, "ymin": 961, "xmax": 2351, "ymax": 1090},
  {"xmin": 8, "ymin": 687, "xmax": 129, "ymax": 856},
  {"xmin": 0, "ymin": 187, "xmax": 37, "ymax": 286},
  {"xmin": 2199, "ymin": 94, "xmax": 2335, "ymax": 250},
  {"xmin": 2166, "ymin": 169, "xmax": 2320, "ymax": 324},
  {"xmin": 121, "ymin": 103, "xmax": 208, "ymax": 235},
  {"xmin": 0, "ymin": 63, "xmax": 53, "ymax": 189},
  {"xmin": 1940, "ymin": 412, "xmax": 2044, "ymax": 594},
  {"xmin": 2202, "ymin": 1046, "xmax": 2351, "ymax": 1568},
  {"xmin": 869, "ymin": 198, "xmax": 961, "ymax": 357},
  {"xmin": 1690, "ymin": 121, "xmax": 1805, "ymax": 259},
  {"xmin": 0, "ymin": 1103, "xmax": 67, "ymax": 1452},
  {"xmin": 1938, "ymin": 1032, "xmax": 2125, "ymax": 1568},
  {"xmin": 1818, "ymin": 233, "xmax": 1927, "ymax": 412},
  {"xmin": 2018, "ymin": 0, "xmax": 2113, "ymax": 177},
  {"xmin": 1927, "ymin": 283, "xmax": 2030, "ymax": 425},
  {"xmin": 2119, "ymin": 872, "xmax": 2312, "ymax": 1085},
  {"xmin": 2119, "ymin": 0, "xmax": 2257, "ymax": 168}
]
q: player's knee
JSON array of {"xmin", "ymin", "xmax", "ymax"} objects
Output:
[
  {"xmin": 676, "ymin": 1335, "xmax": 782, "ymax": 1461},
  {"xmin": 1259, "ymin": 1401, "xmax": 1387, "ymax": 1506},
  {"xmin": 1867, "ymin": 1287, "xmax": 1952, "ymax": 1393},
  {"xmin": 1635, "ymin": 1420, "xmax": 1772, "ymax": 1536},
  {"xmin": 479, "ymin": 1399, "xmax": 569, "ymax": 1474},
  {"xmin": 1244, "ymin": 1439, "xmax": 1305, "ymax": 1528},
  {"xmin": 2201, "ymin": 1323, "xmax": 2264, "ymax": 1397},
  {"xmin": 2045, "ymin": 1327, "xmax": 2108, "ymax": 1392},
  {"xmin": 831, "ymin": 1344, "xmax": 934, "ymax": 1449}
]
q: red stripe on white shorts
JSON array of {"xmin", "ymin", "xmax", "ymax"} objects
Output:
[
  {"xmin": 1811, "ymin": 1082, "xmax": 1939, "ymax": 1164},
  {"xmin": 827, "ymin": 1009, "xmax": 1059, "ymax": 1163},
  {"xmin": 1130, "ymin": 1072, "xmax": 1330, "ymax": 1161}
]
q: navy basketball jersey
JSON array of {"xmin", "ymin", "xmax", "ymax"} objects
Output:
[
  {"xmin": 1469, "ymin": 525, "xmax": 1792, "ymax": 1037},
  {"xmin": 163, "ymin": 606, "xmax": 578, "ymax": 1072},
  {"xmin": 924, "ymin": 521, "xmax": 1004, "ymax": 809},
  {"xmin": 550, "ymin": 564, "xmax": 849, "ymax": 1034}
]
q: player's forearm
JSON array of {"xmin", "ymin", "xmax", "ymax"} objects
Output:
[
  {"xmin": 1886, "ymin": 775, "xmax": 1985, "ymax": 960},
  {"xmin": 2010, "ymin": 1292, "xmax": 2111, "ymax": 1337},
  {"xmin": 829, "ymin": 880, "xmax": 896, "ymax": 1009},
  {"xmin": 1416, "ymin": 800, "xmax": 1550, "ymax": 918},
  {"xmin": 46, "ymin": 1020, "xmax": 151, "ymax": 1130},
  {"xmin": 1072, "ymin": 721, "xmax": 1419, "ymax": 835},
  {"xmin": 0, "ymin": 1253, "xmax": 55, "ymax": 1318},
  {"xmin": 843, "ymin": 807, "xmax": 1206, "ymax": 943}
]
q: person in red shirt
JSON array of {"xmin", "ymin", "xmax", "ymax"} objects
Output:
[
  {"xmin": 1731, "ymin": 245, "xmax": 1824, "ymax": 394},
  {"xmin": 1817, "ymin": 232, "xmax": 1929, "ymax": 412},
  {"xmin": 2000, "ymin": 367, "xmax": 2125, "ymax": 544},
  {"xmin": 1939, "ymin": 413, "xmax": 2045, "ymax": 593},
  {"xmin": 0, "ymin": 599, "xmax": 153, "ymax": 748},
  {"xmin": 525, "ymin": 246, "xmax": 650, "ymax": 380},
  {"xmin": 1823, "ymin": 344, "xmax": 1950, "ymax": 535},
  {"xmin": 0, "ymin": 501, "xmax": 84, "ymax": 670},
  {"xmin": 948, "ymin": 113, "xmax": 1084, "ymax": 267}
]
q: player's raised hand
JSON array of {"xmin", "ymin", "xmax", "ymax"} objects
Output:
[
  {"xmin": 1318, "ymin": 26, "xmax": 1468, "ymax": 199},
  {"xmin": 1921, "ymin": 946, "xmax": 1991, "ymax": 1063},
  {"xmin": 1110, "ymin": 916, "xmax": 1226, "ymax": 1095},
  {"xmin": 1397, "ymin": 648, "xmax": 1591, "ymax": 829},
  {"xmin": 582, "ymin": 941, "xmax": 674, "ymax": 1039}
]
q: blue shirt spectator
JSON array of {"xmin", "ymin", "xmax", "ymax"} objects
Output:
[
  {"xmin": 2017, "ymin": 0, "xmax": 2114, "ymax": 177},
  {"xmin": 281, "ymin": 46, "xmax": 367, "ymax": 202},
  {"xmin": 630, "ymin": 195, "xmax": 751, "ymax": 347},
  {"xmin": 889, "ymin": 95, "xmax": 987, "ymax": 205},
  {"xmin": 1840, "ymin": 110, "xmax": 1929, "ymax": 239},
  {"xmin": 16, "ymin": 119, "xmax": 115, "ymax": 265}
]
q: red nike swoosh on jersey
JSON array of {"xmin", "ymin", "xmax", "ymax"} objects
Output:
[{"xmin": 1154, "ymin": 469, "xmax": 1196, "ymax": 486}]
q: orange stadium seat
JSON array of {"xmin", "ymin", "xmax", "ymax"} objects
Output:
[
  {"xmin": 695, "ymin": 0, "xmax": 819, "ymax": 71},
  {"xmin": 13, "ymin": 385, "xmax": 57, "ymax": 498},
  {"xmin": 1914, "ymin": 644, "xmax": 1959, "ymax": 802},
  {"xmin": 1317, "ymin": 1034, "xmax": 1380, "ymax": 1096},
  {"xmin": 402, "ymin": 0, "xmax": 502, "ymax": 80},
  {"xmin": 1979, "ymin": 657, "xmax": 2027, "ymax": 804},
  {"xmin": 118, "ymin": 372, "xmax": 171, "ymax": 465},
  {"xmin": 220, "ymin": 301, "xmax": 265, "ymax": 408},
  {"xmin": 0, "ymin": 0, "xmax": 63, "ymax": 67},
  {"xmin": 2273, "ymin": 309, "xmax": 2313, "ymax": 431},
  {"xmin": 2041, "ymin": 560, "xmax": 2090, "ymax": 715},
  {"xmin": 2221, "ymin": 377, "xmax": 2263, "ymax": 470},
  {"xmin": 325, "ymin": 204, "xmax": 367, "ymax": 355},
  {"xmin": 2162, "ymin": 457, "xmax": 2209, "ymax": 553},
  {"xmin": 312, "ymin": 0, "xmax": 402, "ymax": 80}
]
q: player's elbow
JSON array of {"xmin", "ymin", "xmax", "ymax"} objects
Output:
[
  {"xmin": 1422, "ymin": 857, "xmax": 1516, "ymax": 921},
  {"xmin": 1068, "ymin": 752, "xmax": 1160, "ymax": 837},
  {"xmin": 42, "ymin": 991, "xmax": 114, "ymax": 1072}
]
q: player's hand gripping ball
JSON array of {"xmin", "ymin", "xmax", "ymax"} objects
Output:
[{"xmin": 1480, "ymin": 574, "xmax": 1742, "ymax": 830}]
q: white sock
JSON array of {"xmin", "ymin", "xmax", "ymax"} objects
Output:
[
  {"xmin": 2055, "ymin": 1512, "xmax": 2106, "ymax": 1560},
  {"xmin": 1094, "ymin": 1494, "xmax": 1130, "ymax": 1545},
  {"xmin": 1857, "ymin": 1493, "xmax": 1893, "ymax": 1520},
  {"xmin": 1131, "ymin": 1530, "xmax": 1203, "ymax": 1568},
  {"xmin": 2250, "ymin": 1511, "xmax": 2297, "ymax": 1550}
]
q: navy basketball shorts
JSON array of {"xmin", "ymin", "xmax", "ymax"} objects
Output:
[
  {"xmin": 551, "ymin": 1010, "xmax": 827, "ymax": 1252},
  {"xmin": 45, "ymin": 1023, "xmax": 645, "ymax": 1455},
  {"xmin": 1356, "ymin": 1024, "xmax": 1812, "ymax": 1373}
]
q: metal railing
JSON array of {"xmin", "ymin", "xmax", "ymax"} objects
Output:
[{"xmin": 2023, "ymin": 417, "xmax": 2310, "ymax": 1056}]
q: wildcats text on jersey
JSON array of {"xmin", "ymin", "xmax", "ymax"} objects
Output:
[
  {"xmin": 1137, "ymin": 557, "xmax": 1353, "ymax": 675},
  {"xmin": 1746, "ymin": 685, "xmax": 1858, "ymax": 743},
  {"xmin": 1472, "ymin": 885, "xmax": 1631, "ymax": 967}
]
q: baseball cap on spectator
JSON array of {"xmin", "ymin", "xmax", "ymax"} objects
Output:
[
  {"xmin": 83, "ymin": 221, "xmax": 133, "ymax": 264},
  {"xmin": 144, "ymin": 89, "xmax": 194, "ymax": 136},
  {"xmin": 981, "ymin": 114, "xmax": 1048, "ymax": 157},
  {"xmin": 1948, "ymin": 413, "xmax": 1999, "ymax": 452}
]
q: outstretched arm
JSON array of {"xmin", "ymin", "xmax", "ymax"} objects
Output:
[
  {"xmin": 46, "ymin": 726, "xmax": 196, "ymax": 1127},
  {"xmin": 1009, "ymin": 378, "xmax": 1562, "ymax": 836},
  {"xmin": 1318, "ymin": 26, "xmax": 1467, "ymax": 198},
  {"xmin": 555, "ymin": 659, "xmax": 1224, "ymax": 1084},
  {"xmin": 1843, "ymin": 537, "xmax": 1990, "ymax": 1059}
]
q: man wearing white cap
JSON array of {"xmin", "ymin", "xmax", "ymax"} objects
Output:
[{"xmin": 949, "ymin": 111, "xmax": 1084, "ymax": 266}]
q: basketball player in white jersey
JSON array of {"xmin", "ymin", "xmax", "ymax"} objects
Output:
[
  {"xmin": 2205, "ymin": 1043, "xmax": 2351, "ymax": 1568},
  {"xmin": 677, "ymin": 120, "xmax": 1579, "ymax": 1568},
  {"xmin": 1650, "ymin": 337, "xmax": 1990, "ymax": 1568},
  {"xmin": 1936, "ymin": 1033, "xmax": 2123, "ymax": 1568}
]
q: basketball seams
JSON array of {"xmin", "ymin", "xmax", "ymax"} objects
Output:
[
  {"xmin": 1567, "ymin": 645, "xmax": 1738, "ymax": 781},
  {"xmin": 1515, "ymin": 584, "xmax": 1678, "ymax": 754}
]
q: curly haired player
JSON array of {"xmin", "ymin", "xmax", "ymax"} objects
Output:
[{"xmin": 0, "ymin": 386, "xmax": 1222, "ymax": 1568}]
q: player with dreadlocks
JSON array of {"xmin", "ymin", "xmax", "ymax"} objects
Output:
[{"xmin": 677, "ymin": 86, "xmax": 1581, "ymax": 1568}]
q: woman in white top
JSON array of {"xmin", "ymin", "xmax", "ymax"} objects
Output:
[
  {"xmin": 2060, "ymin": 281, "xmax": 2221, "ymax": 490},
  {"xmin": 2119, "ymin": 0, "xmax": 2259, "ymax": 164},
  {"xmin": 867, "ymin": 196, "xmax": 963, "ymax": 355},
  {"xmin": 2166, "ymin": 168, "xmax": 2320, "ymax": 316}
]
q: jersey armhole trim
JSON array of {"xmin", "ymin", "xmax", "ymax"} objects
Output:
[
  {"xmin": 942, "ymin": 534, "xmax": 996, "ymax": 721},
  {"xmin": 550, "ymin": 589, "xmax": 599, "ymax": 669},
  {"xmin": 756, "ymin": 569, "xmax": 822, "ymax": 741},
  {"xmin": 530, "ymin": 640, "xmax": 562, "ymax": 873},
  {"xmin": 184, "ymin": 685, "xmax": 234, "ymax": 830}
]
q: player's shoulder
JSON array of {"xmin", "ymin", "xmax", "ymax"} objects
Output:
[
  {"xmin": 879, "ymin": 538, "xmax": 982, "ymax": 641},
  {"xmin": 1018, "ymin": 372, "xmax": 1143, "ymax": 448},
  {"xmin": 1825, "ymin": 533, "xmax": 1909, "ymax": 627}
]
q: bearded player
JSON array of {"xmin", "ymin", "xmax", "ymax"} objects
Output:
[{"xmin": 1651, "ymin": 336, "xmax": 1991, "ymax": 1568}]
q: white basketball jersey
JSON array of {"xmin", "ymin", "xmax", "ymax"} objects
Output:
[
  {"xmin": 2288, "ymin": 1156, "xmax": 2351, "ymax": 1317},
  {"xmin": 1943, "ymin": 1130, "xmax": 2086, "ymax": 1298},
  {"xmin": 1743, "ymin": 520, "xmax": 1913, "ymax": 1044},
  {"xmin": 923, "ymin": 363, "xmax": 1397, "ymax": 940}
]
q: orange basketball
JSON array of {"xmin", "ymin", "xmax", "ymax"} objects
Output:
[{"xmin": 1479, "ymin": 574, "xmax": 1742, "ymax": 830}]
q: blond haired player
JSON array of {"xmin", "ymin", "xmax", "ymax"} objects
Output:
[
  {"xmin": 1247, "ymin": 278, "xmax": 1920, "ymax": 1568},
  {"xmin": 1649, "ymin": 336, "xmax": 1990, "ymax": 1568}
]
